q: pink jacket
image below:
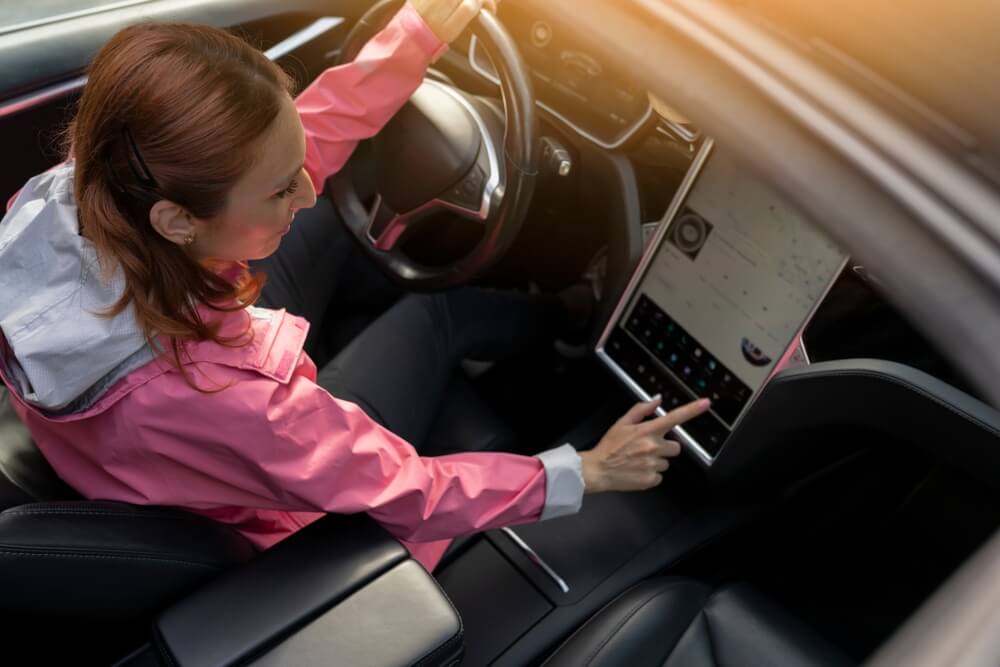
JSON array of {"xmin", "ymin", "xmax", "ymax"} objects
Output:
[{"xmin": 0, "ymin": 2, "xmax": 583, "ymax": 571}]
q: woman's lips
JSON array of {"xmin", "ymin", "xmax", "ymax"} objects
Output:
[{"xmin": 281, "ymin": 209, "xmax": 298, "ymax": 235}]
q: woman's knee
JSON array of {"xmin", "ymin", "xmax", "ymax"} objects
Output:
[{"xmin": 404, "ymin": 288, "xmax": 481, "ymax": 324}]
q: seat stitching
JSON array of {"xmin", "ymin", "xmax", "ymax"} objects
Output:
[
  {"xmin": 702, "ymin": 608, "xmax": 721, "ymax": 667},
  {"xmin": 581, "ymin": 587, "xmax": 685, "ymax": 667},
  {"xmin": 0, "ymin": 548, "xmax": 220, "ymax": 569},
  {"xmin": 153, "ymin": 628, "xmax": 179, "ymax": 667}
]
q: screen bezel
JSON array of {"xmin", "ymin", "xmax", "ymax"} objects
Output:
[{"xmin": 595, "ymin": 138, "xmax": 848, "ymax": 466}]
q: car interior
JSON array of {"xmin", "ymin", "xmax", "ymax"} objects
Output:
[{"xmin": 3, "ymin": 0, "xmax": 1000, "ymax": 665}]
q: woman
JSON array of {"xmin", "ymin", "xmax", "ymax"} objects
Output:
[{"xmin": 0, "ymin": 0, "xmax": 708, "ymax": 570}]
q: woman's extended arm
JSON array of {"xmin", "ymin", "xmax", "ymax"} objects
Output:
[
  {"xmin": 294, "ymin": 2, "xmax": 447, "ymax": 190},
  {"xmin": 118, "ymin": 364, "xmax": 705, "ymax": 544},
  {"xmin": 295, "ymin": 0, "xmax": 496, "ymax": 189},
  {"xmin": 123, "ymin": 370, "xmax": 558, "ymax": 543}
]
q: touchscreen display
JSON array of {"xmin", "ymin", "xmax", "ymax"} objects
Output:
[{"xmin": 615, "ymin": 148, "xmax": 846, "ymax": 430}]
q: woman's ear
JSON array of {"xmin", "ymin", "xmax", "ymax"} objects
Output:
[{"xmin": 149, "ymin": 200, "xmax": 196, "ymax": 246}]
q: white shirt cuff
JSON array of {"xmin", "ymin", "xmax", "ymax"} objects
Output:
[{"xmin": 535, "ymin": 443, "xmax": 584, "ymax": 521}]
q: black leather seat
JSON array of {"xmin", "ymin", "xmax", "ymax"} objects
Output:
[
  {"xmin": 0, "ymin": 387, "xmax": 259, "ymax": 663},
  {"xmin": 544, "ymin": 577, "xmax": 853, "ymax": 667},
  {"xmin": 0, "ymin": 386, "xmax": 77, "ymax": 506}
]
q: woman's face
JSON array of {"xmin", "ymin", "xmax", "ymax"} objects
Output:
[{"xmin": 190, "ymin": 94, "xmax": 317, "ymax": 263}]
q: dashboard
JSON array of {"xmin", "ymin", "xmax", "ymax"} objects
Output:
[
  {"xmin": 468, "ymin": 3, "xmax": 654, "ymax": 149},
  {"xmin": 459, "ymin": 5, "xmax": 978, "ymax": 409},
  {"xmin": 458, "ymin": 5, "xmax": 972, "ymax": 407}
]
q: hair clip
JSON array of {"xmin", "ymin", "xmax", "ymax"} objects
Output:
[{"xmin": 121, "ymin": 124, "xmax": 159, "ymax": 190}]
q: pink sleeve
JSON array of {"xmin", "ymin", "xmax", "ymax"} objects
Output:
[
  {"xmin": 130, "ymin": 371, "xmax": 547, "ymax": 544},
  {"xmin": 294, "ymin": 1, "xmax": 447, "ymax": 190}
]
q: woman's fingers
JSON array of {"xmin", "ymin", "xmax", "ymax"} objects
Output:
[
  {"xmin": 626, "ymin": 436, "xmax": 676, "ymax": 458},
  {"xmin": 639, "ymin": 440, "xmax": 679, "ymax": 466},
  {"xmin": 651, "ymin": 457, "xmax": 671, "ymax": 473},
  {"xmin": 636, "ymin": 398, "xmax": 710, "ymax": 437},
  {"xmin": 412, "ymin": 0, "xmax": 490, "ymax": 43},
  {"xmin": 657, "ymin": 439, "xmax": 682, "ymax": 458},
  {"xmin": 617, "ymin": 397, "xmax": 708, "ymax": 435},
  {"xmin": 587, "ymin": 397, "xmax": 704, "ymax": 494},
  {"xmin": 437, "ymin": 0, "xmax": 485, "ymax": 43},
  {"xmin": 618, "ymin": 395, "xmax": 663, "ymax": 426}
]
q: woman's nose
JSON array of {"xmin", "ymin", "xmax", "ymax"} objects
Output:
[{"xmin": 295, "ymin": 169, "xmax": 318, "ymax": 209}]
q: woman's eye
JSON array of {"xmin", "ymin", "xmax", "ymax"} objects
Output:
[{"xmin": 276, "ymin": 179, "xmax": 299, "ymax": 199}]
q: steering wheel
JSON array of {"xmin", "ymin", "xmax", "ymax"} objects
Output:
[{"xmin": 328, "ymin": 0, "xmax": 538, "ymax": 289}]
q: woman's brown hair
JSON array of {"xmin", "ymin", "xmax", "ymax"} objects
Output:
[{"xmin": 67, "ymin": 22, "xmax": 294, "ymax": 377}]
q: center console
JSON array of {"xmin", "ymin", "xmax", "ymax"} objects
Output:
[
  {"xmin": 118, "ymin": 513, "xmax": 463, "ymax": 667},
  {"xmin": 434, "ymin": 450, "xmax": 764, "ymax": 666}
]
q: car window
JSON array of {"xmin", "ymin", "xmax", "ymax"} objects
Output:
[
  {"xmin": 744, "ymin": 0, "xmax": 1000, "ymax": 184},
  {"xmin": 0, "ymin": 0, "xmax": 153, "ymax": 33}
]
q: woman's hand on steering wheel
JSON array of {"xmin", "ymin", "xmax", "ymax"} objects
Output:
[
  {"xmin": 581, "ymin": 397, "xmax": 711, "ymax": 493},
  {"xmin": 411, "ymin": 0, "xmax": 498, "ymax": 43}
]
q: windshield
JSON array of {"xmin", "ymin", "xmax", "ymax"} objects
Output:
[
  {"xmin": 0, "ymin": 0, "xmax": 152, "ymax": 33},
  {"xmin": 742, "ymin": 0, "xmax": 1000, "ymax": 184}
]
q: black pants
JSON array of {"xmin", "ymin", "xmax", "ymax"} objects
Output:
[{"xmin": 253, "ymin": 197, "xmax": 567, "ymax": 450}]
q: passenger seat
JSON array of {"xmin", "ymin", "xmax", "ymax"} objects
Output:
[{"xmin": 543, "ymin": 577, "xmax": 853, "ymax": 667}]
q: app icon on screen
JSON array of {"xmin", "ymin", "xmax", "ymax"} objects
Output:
[
  {"xmin": 670, "ymin": 209, "xmax": 713, "ymax": 260},
  {"xmin": 741, "ymin": 337, "xmax": 772, "ymax": 367}
]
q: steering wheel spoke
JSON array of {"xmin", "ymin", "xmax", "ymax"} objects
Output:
[
  {"xmin": 330, "ymin": 6, "xmax": 537, "ymax": 288},
  {"xmin": 362, "ymin": 194, "xmax": 398, "ymax": 250}
]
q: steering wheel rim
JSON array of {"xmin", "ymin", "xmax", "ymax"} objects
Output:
[{"xmin": 329, "ymin": 1, "xmax": 538, "ymax": 290}]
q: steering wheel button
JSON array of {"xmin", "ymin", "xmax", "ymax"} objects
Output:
[{"xmin": 449, "ymin": 165, "xmax": 487, "ymax": 209}]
